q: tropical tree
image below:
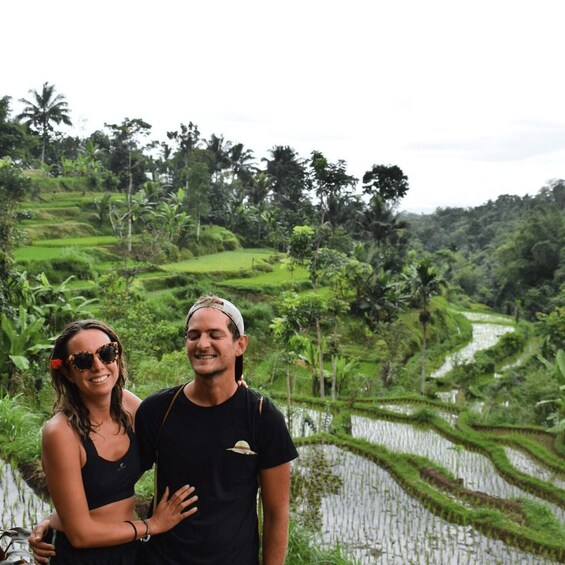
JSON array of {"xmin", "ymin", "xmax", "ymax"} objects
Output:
[
  {"xmin": 229, "ymin": 142, "xmax": 257, "ymax": 185},
  {"xmin": 246, "ymin": 171, "xmax": 272, "ymax": 208},
  {"xmin": 493, "ymin": 207, "xmax": 563, "ymax": 317},
  {"xmin": 0, "ymin": 96, "xmax": 31, "ymax": 161},
  {"xmin": 314, "ymin": 250, "xmax": 350, "ymax": 399},
  {"xmin": 263, "ymin": 145, "xmax": 310, "ymax": 229},
  {"xmin": 153, "ymin": 188, "xmax": 195, "ymax": 248},
  {"xmin": 270, "ymin": 312, "xmax": 307, "ymax": 428},
  {"xmin": 271, "ymin": 291, "xmax": 329, "ymax": 397},
  {"xmin": 0, "ymin": 159, "xmax": 31, "ymax": 316},
  {"xmin": 288, "ymin": 225, "xmax": 316, "ymax": 283},
  {"xmin": 354, "ymin": 268, "xmax": 406, "ymax": 329},
  {"xmin": 404, "ymin": 258, "xmax": 447, "ymax": 394},
  {"xmin": 205, "ymin": 133, "xmax": 232, "ymax": 182},
  {"xmin": 308, "ymin": 150, "xmax": 357, "ymax": 228},
  {"xmin": 17, "ymin": 82, "xmax": 72, "ymax": 163},
  {"xmin": 105, "ymin": 118, "xmax": 152, "ymax": 253},
  {"xmin": 261, "ymin": 207, "xmax": 287, "ymax": 251},
  {"xmin": 185, "ymin": 159, "xmax": 212, "ymax": 242},
  {"xmin": 165, "ymin": 122, "xmax": 202, "ymax": 192},
  {"xmin": 536, "ymin": 305, "xmax": 565, "ymax": 356},
  {"xmin": 28, "ymin": 273, "xmax": 97, "ymax": 334},
  {"xmin": 362, "ymin": 164, "xmax": 409, "ymax": 205},
  {"xmin": 358, "ymin": 192, "xmax": 410, "ymax": 273}
]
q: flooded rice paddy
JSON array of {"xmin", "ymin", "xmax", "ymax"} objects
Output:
[
  {"xmin": 434, "ymin": 313, "xmax": 515, "ymax": 405},
  {"xmin": 288, "ymin": 312, "xmax": 564, "ymax": 562},
  {"xmin": 503, "ymin": 446, "xmax": 565, "ymax": 491},
  {"xmin": 351, "ymin": 415, "xmax": 565, "ymax": 523},
  {"xmin": 0, "ymin": 458, "xmax": 51, "ymax": 529},
  {"xmin": 295, "ymin": 444, "xmax": 560, "ymax": 564}
]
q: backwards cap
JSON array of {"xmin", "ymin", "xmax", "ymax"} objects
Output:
[{"xmin": 185, "ymin": 296, "xmax": 245, "ymax": 380}]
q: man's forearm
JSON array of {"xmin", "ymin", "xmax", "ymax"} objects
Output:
[{"xmin": 262, "ymin": 512, "xmax": 289, "ymax": 565}]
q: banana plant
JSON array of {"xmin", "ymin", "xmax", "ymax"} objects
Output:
[
  {"xmin": 30, "ymin": 273, "xmax": 97, "ymax": 333},
  {"xmin": 0, "ymin": 527, "xmax": 33, "ymax": 564},
  {"xmin": 0, "ymin": 308, "xmax": 51, "ymax": 391},
  {"xmin": 536, "ymin": 349, "xmax": 565, "ymax": 434}
]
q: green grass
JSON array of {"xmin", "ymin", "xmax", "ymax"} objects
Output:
[
  {"xmin": 136, "ymin": 271, "xmax": 175, "ymax": 280},
  {"xmin": 14, "ymin": 237, "xmax": 118, "ymax": 262},
  {"xmin": 21, "ymin": 207, "xmax": 84, "ymax": 220},
  {"xmin": 14, "ymin": 246, "xmax": 71, "ymax": 261},
  {"xmin": 0, "ymin": 395, "xmax": 42, "ymax": 462},
  {"xmin": 221, "ymin": 262, "xmax": 309, "ymax": 288},
  {"xmin": 23, "ymin": 190, "xmax": 122, "ymax": 206},
  {"xmin": 27, "ymin": 235, "xmax": 118, "ymax": 247},
  {"xmin": 161, "ymin": 249, "xmax": 280, "ymax": 274}
]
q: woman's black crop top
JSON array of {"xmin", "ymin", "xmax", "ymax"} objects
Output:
[{"xmin": 81, "ymin": 426, "xmax": 142, "ymax": 510}]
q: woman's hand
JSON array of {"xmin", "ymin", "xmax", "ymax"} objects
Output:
[
  {"xmin": 27, "ymin": 518, "xmax": 55, "ymax": 564},
  {"xmin": 148, "ymin": 484, "xmax": 198, "ymax": 534}
]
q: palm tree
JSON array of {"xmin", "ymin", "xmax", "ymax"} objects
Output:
[
  {"xmin": 205, "ymin": 133, "xmax": 232, "ymax": 182},
  {"xmin": 17, "ymin": 82, "xmax": 72, "ymax": 163},
  {"xmin": 405, "ymin": 258, "xmax": 447, "ymax": 394},
  {"xmin": 229, "ymin": 142, "xmax": 257, "ymax": 183},
  {"xmin": 262, "ymin": 146, "xmax": 306, "ymax": 211}
]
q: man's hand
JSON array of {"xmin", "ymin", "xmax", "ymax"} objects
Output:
[{"xmin": 27, "ymin": 518, "xmax": 55, "ymax": 564}]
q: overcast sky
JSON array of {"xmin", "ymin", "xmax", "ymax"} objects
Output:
[{"xmin": 3, "ymin": 0, "xmax": 565, "ymax": 212}]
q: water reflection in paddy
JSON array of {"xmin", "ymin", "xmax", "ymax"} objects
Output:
[
  {"xmin": 0, "ymin": 458, "xmax": 52, "ymax": 529},
  {"xmin": 503, "ymin": 446, "xmax": 565, "ymax": 491},
  {"xmin": 352, "ymin": 416, "xmax": 565, "ymax": 523},
  {"xmin": 295, "ymin": 444, "xmax": 559, "ymax": 565},
  {"xmin": 432, "ymin": 322, "xmax": 514, "ymax": 380}
]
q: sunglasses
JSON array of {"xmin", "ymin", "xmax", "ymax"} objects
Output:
[{"xmin": 66, "ymin": 342, "xmax": 119, "ymax": 372}]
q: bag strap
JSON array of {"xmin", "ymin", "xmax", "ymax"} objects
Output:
[
  {"xmin": 153, "ymin": 383, "xmax": 186, "ymax": 512},
  {"xmin": 157, "ymin": 384, "xmax": 186, "ymax": 444}
]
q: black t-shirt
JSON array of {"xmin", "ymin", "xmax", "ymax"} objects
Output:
[{"xmin": 136, "ymin": 385, "xmax": 298, "ymax": 565}]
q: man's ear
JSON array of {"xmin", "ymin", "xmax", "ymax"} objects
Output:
[{"xmin": 236, "ymin": 335, "xmax": 248, "ymax": 356}]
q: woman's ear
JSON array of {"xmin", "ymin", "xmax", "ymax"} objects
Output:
[{"xmin": 62, "ymin": 367, "xmax": 74, "ymax": 383}]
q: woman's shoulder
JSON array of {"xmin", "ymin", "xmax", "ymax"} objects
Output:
[
  {"xmin": 42, "ymin": 412, "xmax": 78, "ymax": 445},
  {"xmin": 43, "ymin": 411, "xmax": 69, "ymax": 431},
  {"xmin": 123, "ymin": 388, "xmax": 142, "ymax": 414}
]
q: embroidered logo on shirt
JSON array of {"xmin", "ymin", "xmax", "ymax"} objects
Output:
[
  {"xmin": 117, "ymin": 462, "xmax": 127, "ymax": 471},
  {"xmin": 226, "ymin": 440, "xmax": 257, "ymax": 455}
]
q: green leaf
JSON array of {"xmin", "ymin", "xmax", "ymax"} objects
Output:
[{"xmin": 9, "ymin": 355, "xmax": 30, "ymax": 371}]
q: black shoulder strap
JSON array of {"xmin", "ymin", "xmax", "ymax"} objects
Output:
[
  {"xmin": 155, "ymin": 383, "xmax": 186, "ymax": 451},
  {"xmin": 152, "ymin": 383, "xmax": 186, "ymax": 513}
]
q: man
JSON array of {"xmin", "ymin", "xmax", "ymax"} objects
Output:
[
  {"xmin": 136, "ymin": 295, "xmax": 297, "ymax": 564},
  {"xmin": 30, "ymin": 295, "xmax": 298, "ymax": 564}
]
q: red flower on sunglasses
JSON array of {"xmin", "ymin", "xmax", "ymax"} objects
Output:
[{"xmin": 50, "ymin": 358, "xmax": 63, "ymax": 370}]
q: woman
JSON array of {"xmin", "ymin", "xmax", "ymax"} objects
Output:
[{"xmin": 30, "ymin": 319, "xmax": 197, "ymax": 564}]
